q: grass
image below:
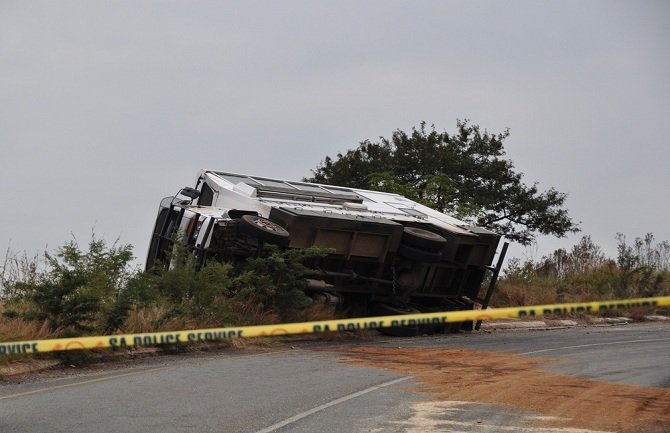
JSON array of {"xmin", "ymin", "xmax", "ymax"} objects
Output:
[{"xmin": 0, "ymin": 306, "xmax": 52, "ymax": 342}]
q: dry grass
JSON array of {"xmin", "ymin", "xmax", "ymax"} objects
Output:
[
  {"xmin": 0, "ymin": 312, "xmax": 55, "ymax": 367},
  {"xmin": 0, "ymin": 314, "xmax": 52, "ymax": 342},
  {"xmin": 122, "ymin": 305, "xmax": 199, "ymax": 333},
  {"xmin": 491, "ymin": 281, "xmax": 559, "ymax": 306},
  {"xmin": 288, "ymin": 303, "xmax": 339, "ymax": 322}
]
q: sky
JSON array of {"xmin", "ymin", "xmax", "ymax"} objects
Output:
[{"xmin": 1, "ymin": 0, "xmax": 669, "ymax": 268}]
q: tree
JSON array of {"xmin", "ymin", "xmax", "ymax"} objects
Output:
[{"xmin": 307, "ymin": 121, "xmax": 579, "ymax": 245}]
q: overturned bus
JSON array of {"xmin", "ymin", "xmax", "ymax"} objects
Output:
[{"xmin": 146, "ymin": 170, "xmax": 508, "ymax": 334}]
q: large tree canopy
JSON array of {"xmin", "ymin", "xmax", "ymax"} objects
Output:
[{"xmin": 306, "ymin": 121, "xmax": 579, "ymax": 245}]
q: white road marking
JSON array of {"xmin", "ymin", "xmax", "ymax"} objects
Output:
[
  {"xmin": 519, "ymin": 337, "xmax": 670, "ymax": 355},
  {"xmin": 252, "ymin": 376, "xmax": 411, "ymax": 433}
]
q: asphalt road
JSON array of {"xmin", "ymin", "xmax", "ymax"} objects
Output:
[{"xmin": 1, "ymin": 323, "xmax": 669, "ymax": 433}]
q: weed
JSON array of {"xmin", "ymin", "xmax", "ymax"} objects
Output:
[{"xmin": 496, "ymin": 234, "xmax": 670, "ymax": 308}]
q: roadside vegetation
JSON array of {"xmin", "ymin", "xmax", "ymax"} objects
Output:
[
  {"xmin": 494, "ymin": 233, "xmax": 670, "ymax": 309},
  {"xmin": 1, "ymin": 232, "xmax": 668, "ymax": 345},
  {"xmin": 0, "ymin": 236, "xmax": 330, "ymax": 344}
]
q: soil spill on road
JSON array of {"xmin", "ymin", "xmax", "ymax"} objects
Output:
[{"xmin": 334, "ymin": 347, "xmax": 670, "ymax": 433}]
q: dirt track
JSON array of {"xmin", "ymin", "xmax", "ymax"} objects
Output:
[{"xmin": 337, "ymin": 347, "xmax": 670, "ymax": 433}]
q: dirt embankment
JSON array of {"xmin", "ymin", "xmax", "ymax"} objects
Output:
[{"xmin": 336, "ymin": 347, "xmax": 670, "ymax": 433}]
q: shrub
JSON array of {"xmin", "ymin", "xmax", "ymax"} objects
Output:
[
  {"xmin": 137, "ymin": 244, "xmax": 326, "ymax": 325},
  {"xmin": 232, "ymin": 246, "xmax": 325, "ymax": 321},
  {"xmin": 496, "ymin": 234, "xmax": 670, "ymax": 307},
  {"xmin": 3, "ymin": 236, "xmax": 138, "ymax": 334},
  {"xmin": 136, "ymin": 250, "xmax": 237, "ymax": 327}
]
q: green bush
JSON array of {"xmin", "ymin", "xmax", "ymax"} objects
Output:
[
  {"xmin": 232, "ymin": 246, "xmax": 324, "ymax": 321},
  {"xmin": 1, "ymin": 233, "xmax": 327, "ymax": 335},
  {"xmin": 137, "ymin": 248, "xmax": 237, "ymax": 325},
  {"xmin": 3, "ymin": 235, "xmax": 138, "ymax": 334},
  {"xmin": 138, "ymin": 244, "xmax": 325, "ymax": 325}
]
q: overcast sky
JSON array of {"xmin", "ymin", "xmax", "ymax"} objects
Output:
[{"xmin": 1, "ymin": 0, "xmax": 669, "ymax": 267}]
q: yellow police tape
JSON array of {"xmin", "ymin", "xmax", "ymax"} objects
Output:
[{"xmin": 1, "ymin": 296, "xmax": 669, "ymax": 356}]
